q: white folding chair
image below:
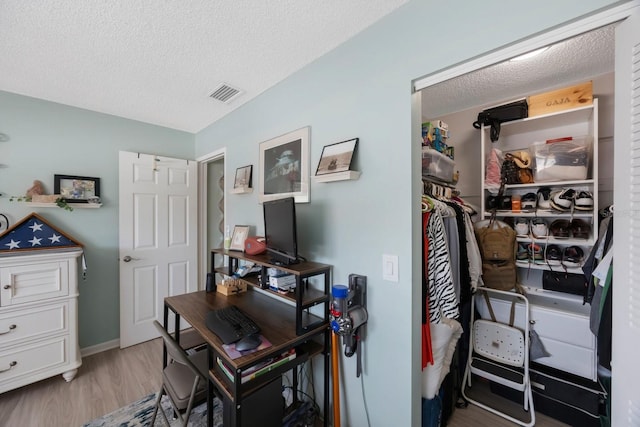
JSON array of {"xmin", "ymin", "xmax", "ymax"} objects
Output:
[{"xmin": 461, "ymin": 287, "xmax": 535, "ymax": 427}]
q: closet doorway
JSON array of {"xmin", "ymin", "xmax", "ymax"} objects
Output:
[
  {"xmin": 411, "ymin": 4, "xmax": 639, "ymax": 424},
  {"xmin": 197, "ymin": 148, "xmax": 226, "ymax": 288}
]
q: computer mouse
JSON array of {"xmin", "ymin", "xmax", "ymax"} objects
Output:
[{"xmin": 235, "ymin": 334, "xmax": 262, "ymax": 352}]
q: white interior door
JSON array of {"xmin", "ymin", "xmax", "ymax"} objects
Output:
[
  {"xmin": 613, "ymin": 7, "xmax": 640, "ymax": 426},
  {"xmin": 119, "ymin": 151, "xmax": 198, "ymax": 348}
]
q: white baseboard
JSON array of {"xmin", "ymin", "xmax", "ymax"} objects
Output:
[{"xmin": 80, "ymin": 339, "xmax": 120, "ymax": 357}]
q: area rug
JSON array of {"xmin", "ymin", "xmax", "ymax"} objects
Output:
[{"xmin": 82, "ymin": 392, "xmax": 223, "ymax": 427}]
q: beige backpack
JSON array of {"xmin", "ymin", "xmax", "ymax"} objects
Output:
[{"xmin": 474, "ymin": 219, "xmax": 517, "ymax": 291}]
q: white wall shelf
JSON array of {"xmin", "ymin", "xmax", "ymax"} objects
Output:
[
  {"xmin": 25, "ymin": 202, "xmax": 103, "ymax": 209},
  {"xmin": 230, "ymin": 187, "xmax": 253, "ymax": 194},
  {"xmin": 313, "ymin": 170, "xmax": 361, "ymax": 183}
]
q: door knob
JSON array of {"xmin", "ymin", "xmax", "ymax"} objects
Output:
[
  {"xmin": 122, "ymin": 255, "xmax": 141, "ymax": 263},
  {"xmin": 2, "ymin": 285, "xmax": 10, "ymax": 290}
]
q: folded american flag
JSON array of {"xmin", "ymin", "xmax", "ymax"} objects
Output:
[{"xmin": 0, "ymin": 212, "xmax": 82, "ymax": 252}]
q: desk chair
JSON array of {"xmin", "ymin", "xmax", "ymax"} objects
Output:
[{"xmin": 151, "ymin": 320, "xmax": 208, "ymax": 427}]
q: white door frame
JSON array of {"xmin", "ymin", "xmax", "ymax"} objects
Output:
[
  {"xmin": 197, "ymin": 147, "xmax": 226, "ymax": 289},
  {"xmin": 411, "ymin": 1, "xmax": 638, "ymax": 425},
  {"xmin": 414, "ymin": 3, "xmax": 636, "ymax": 91}
]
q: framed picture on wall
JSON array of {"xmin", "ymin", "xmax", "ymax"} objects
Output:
[
  {"xmin": 315, "ymin": 138, "xmax": 358, "ymax": 176},
  {"xmin": 234, "ymin": 165, "xmax": 253, "ymax": 189},
  {"xmin": 54, "ymin": 175, "xmax": 101, "ymax": 203},
  {"xmin": 259, "ymin": 127, "xmax": 310, "ymax": 203}
]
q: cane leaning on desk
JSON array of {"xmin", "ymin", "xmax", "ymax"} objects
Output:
[{"xmin": 163, "ymin": 290, "xmax": 329, "ymax": 427}]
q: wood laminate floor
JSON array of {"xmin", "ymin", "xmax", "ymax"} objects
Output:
[
  {"xmin": 0, "ymin": 339, "xmax": 163, "ymax": 427},
  {"xmin": 0, "ymin": 338, "xmax": 570, "ymax": 427}
]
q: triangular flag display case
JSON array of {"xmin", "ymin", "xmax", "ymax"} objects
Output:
[{"xmin": 0, "ymin": 212, "xmax": 82, "ymax": 253}]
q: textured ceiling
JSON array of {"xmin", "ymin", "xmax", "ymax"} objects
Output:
[
  {"xmin": 0, "ymin": 1, "xmax": 408, "ymax": 133},
  {"xmin": 422, "ymin": 24, "xmax": 616, "ymax": 119}
]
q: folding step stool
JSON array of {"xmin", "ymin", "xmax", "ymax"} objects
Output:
[{"xmin": 461, "ymin": 287, "xmax": 535, "ymax": 426}]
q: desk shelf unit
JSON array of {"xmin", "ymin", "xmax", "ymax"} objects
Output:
[
  {"xmin": 164, "ymin": 251, "xmax": 331, "ymax": 427},
  {"xmin": 211, "ymin": 248, "xmax": 331, "ymax": 336}
]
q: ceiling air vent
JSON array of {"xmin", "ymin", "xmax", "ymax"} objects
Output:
[{"xmin": 209, "ymin": 83, "xmax": 242, "ymax": 103}]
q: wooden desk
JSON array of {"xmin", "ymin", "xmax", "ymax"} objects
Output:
[{"xmin": 164, "ymin": 290, "xmax": 329, "ymax": 427}]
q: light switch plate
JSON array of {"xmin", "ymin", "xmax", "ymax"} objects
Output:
[{"xmin": 382, "ymin": 254, "xmax": 399, "ymax": 282}]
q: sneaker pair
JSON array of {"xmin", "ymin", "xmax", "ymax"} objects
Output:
[
  {"xmin": 514, "ymin": 218, "xmax": 548, "ymax": 238},
  {"xmin": 549, "ymin": 219, "xmax": 591, "ymax": 239},
  {"xmin": 550, "ymin": 189, "xmax": 593, "ymax": 211},
  {"xmin": 516, "ymin": 243, "xmax": 544, "ymax": 264},
  {"xmin": 544, "ymin": 244, "xmax": 584, "ymax": 268}
]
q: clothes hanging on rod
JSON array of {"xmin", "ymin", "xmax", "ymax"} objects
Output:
[
  {"xmin": 584, "ymin": 207, "xmax": 613, "ymax": 372},
  {"xmin": 420, "ymin": 186, "xmax": 482, "ymax": 408}
]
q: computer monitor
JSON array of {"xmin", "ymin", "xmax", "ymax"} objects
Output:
[{"xmin": 263, "ymin": 196, "xmax": 299, "ymax": 265}]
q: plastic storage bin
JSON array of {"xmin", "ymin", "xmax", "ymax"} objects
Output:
[
  {"xmin": 422, "ymin": 147, "xmax": 455, "ymax": 183},
  {"xmin": 532, "ymin": 136, "xmax": 591, "ymax": 182}
]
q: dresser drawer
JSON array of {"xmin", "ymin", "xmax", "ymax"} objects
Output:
[
  {"xmin": 534, "ymin": 337, "xmax": 597, "ymax": 381},
  {"xmin": 0, "ymin": 261, "xmax": 69, "ymax": 306},
  {"xmin": 530, "ymin": 305, "xmax": 594, "ymax": 349},
  {"xmin": 477, "ymin": 296, "xmax": 594, "ymax": 348},
  {"xmin": 0, "ymin": 336, "xmax": 69, "ymax": 385},
  {"xmin": 0, "ymin": 303, "xmax": 68, "ymax": 346}
]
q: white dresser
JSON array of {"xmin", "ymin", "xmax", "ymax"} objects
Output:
[{"xmin": 0, "ymin": 248, "xmax": 83, "ymax": 394}]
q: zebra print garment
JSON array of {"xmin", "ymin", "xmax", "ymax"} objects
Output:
[{"xmin": 426, "ymin": 211, "xmax": 459, "ymax": 323}]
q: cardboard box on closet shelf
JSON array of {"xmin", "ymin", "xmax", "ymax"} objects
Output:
[{"xmin": 527, "ymin": 81, "xmax": 593, "ymax": 117}]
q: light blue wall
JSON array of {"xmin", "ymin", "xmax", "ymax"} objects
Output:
[
  {"xmin": 195, "ymin": 1, "xmax": 622, "ymax": 425},
  {"xmin": 0, "ymin": 90, "xmax": 194, "ymax": 348}
]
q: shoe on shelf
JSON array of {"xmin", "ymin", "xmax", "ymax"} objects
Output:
[
  {"xmin": 499, "ymin": 195, "xmax": 512, "ymax": 210},
  {"xmin": 515, "ymin": 218, "xmax": 529, "ymax": 237},
  {"xmin": 550, "ymin": 188, "xmax": 576, "ymax": 211},
  {"xmin": 545, "ymin": 244, "xmax": 562, "ymax": 266},
  {"xmin": 531, "ymin": 218, "xmax": 548, "ymax": 238},
  {"xmin": 521, "ymin": 193, "xmax": 537, "ymax": 211},
  {"xmin": 574, "ymin": 191, "xmax": 594, "ymax": 211},
  {"xmin": 537, "ymin": 187, "xmax": 552, "ymax": 210},
  {"xmin": 516, "ymin": 243, "xmax": 529, "ymax": 263},
  {"xmin": 570, "ymin": 218, "xmax": 591, "ymax": 239},
  {"xmin": 562, "ymin": 246, "xmax": 584, "ymax": 268},
  {"xmin": 528, "ymin": 243, "xmax": 545, "ymax": 264},
  {"xmin": 550, "ymin": 219, "xmax": 570, "ymax": 239},
  {"xmin": 486, "ymin": 195, "xmax": 498, "ymax": 211}
]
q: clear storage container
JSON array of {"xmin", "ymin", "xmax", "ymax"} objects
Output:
[
  {"xmin": 532, "ymin": 136, "xmax": 591, "ymax": 182},
  {"xmin": 422, "ymin": 147, "xmax": 455, "ymax": 183}
]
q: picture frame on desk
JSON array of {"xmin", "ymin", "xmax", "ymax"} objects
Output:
[{"xmin": 230, "ymin": 225, "xmax": 250, "ymax": 251}]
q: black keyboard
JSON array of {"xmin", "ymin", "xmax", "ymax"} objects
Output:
[{"xmin": 205, "ymin": 305, "xmax": 260, "ymax": 344}]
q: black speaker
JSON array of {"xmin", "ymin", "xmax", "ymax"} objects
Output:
[{"xmin": 206, "ymin": 272, "xmax": 214, "ymax": 292}]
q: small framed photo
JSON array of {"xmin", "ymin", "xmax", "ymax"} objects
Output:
[
  {"xmin": 234, "ymin": 165, "xmax": 253, "ymax": 189},
  {"xmin": 315, "ymin": 138, "xmax": 358, "ymax": 176},
  {"xmin": 54, "ymin": 175, "xmax": 101, "ymax": 203},
  {"xmin": 230, "ymin": 225, "xmax": 250, "ymax": 251}
]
